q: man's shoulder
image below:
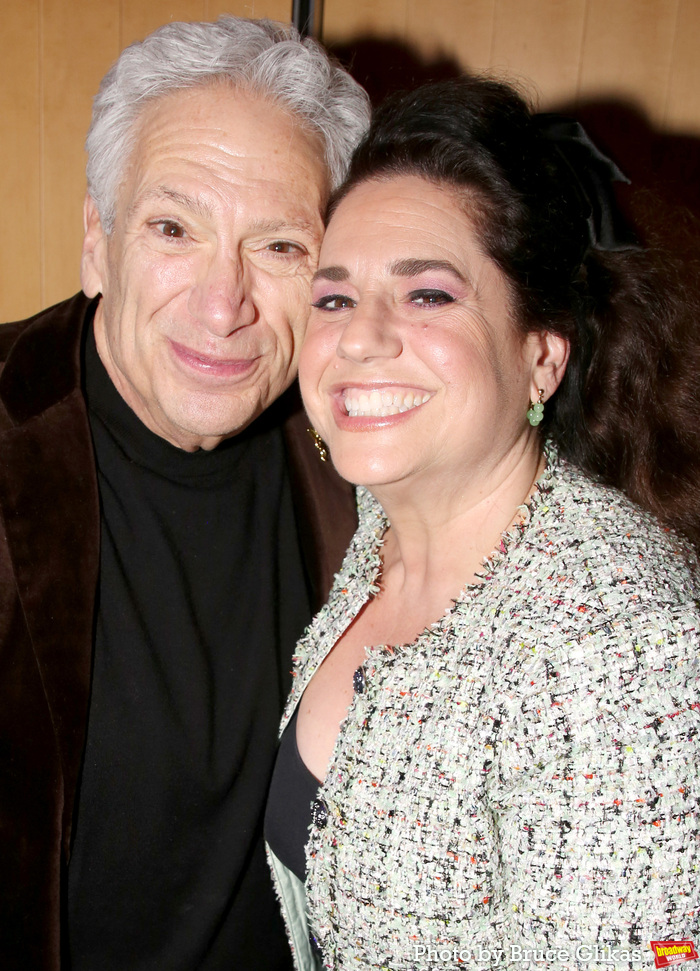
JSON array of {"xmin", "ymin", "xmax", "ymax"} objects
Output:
[
  {"xmin": 1, "ymin": 292, "xmax": 92, "ymax": 356},
  {"xmin": 0, "ymin": 293, "xmax": 94, "ymax": 427},
  {"xmin": 0, "ymin": 319, "xmax": 31, "ymax": 364}
]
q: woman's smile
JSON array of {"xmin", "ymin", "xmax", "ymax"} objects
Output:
[{"xmin": 342, "ymin": 387, "xmax": 433, "ymax": 417}]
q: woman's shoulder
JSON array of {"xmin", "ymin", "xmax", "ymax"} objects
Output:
[
  {"xmin": 531, "ymin": 450, "xmax": 700, "ymax": 609},
  {"xmin": 477, "ymin": 458, "xmax": 699, "ymax": 777}
]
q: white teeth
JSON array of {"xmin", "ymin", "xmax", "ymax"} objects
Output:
[{"xmin": 343, "ymin": 389, "xmax": 431, "ymax": 417}]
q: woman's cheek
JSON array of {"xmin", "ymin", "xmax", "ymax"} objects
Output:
[{"xmin": 299, "ymin": 330, "xmax": 331, "ymax": 430}]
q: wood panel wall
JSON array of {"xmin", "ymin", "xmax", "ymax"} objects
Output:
[
  {"xmin": 324, "ymin": 0, "xmax": 699, "ymax": 130},
  {"xmin": 2, "ymin": 0, "xmax": 698, "ymax": 321}
]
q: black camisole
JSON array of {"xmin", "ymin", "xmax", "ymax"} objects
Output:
[{"xmin": 265, "ymin": 706, "xmax": 320, "ymax": 882}]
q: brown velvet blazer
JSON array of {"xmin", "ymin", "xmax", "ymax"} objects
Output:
[{"xmin": 0, "ymin": 292, "xmax": 356, "ymax": 971}]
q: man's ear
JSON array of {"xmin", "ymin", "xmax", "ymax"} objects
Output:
[
  {"xmin": 529, "ymin": 330, "xmax": 570, "ymax": 403},
  {"xmin": 81, "ymin": 194, "xmax": 107, "ymax": 298}
]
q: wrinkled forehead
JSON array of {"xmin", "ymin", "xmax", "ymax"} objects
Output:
[
  {"xmin": 112, "ymin": 81, "xmax": 330, "ymax": 221},
  {"xmin": 130, "ymin": 79, "xmax": 325, "ymax": 167}
]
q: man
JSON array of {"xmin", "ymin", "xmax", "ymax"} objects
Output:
[{"xmin": 0, "ymin": 17, "xmax": 368, "ymax": 971}]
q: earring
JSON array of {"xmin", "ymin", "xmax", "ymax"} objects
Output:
[
  {"xmin": 307, "ymin": 427, "xmax": 328, "ymax": 462},
  {"xmin": 526, "ymin": 389, "xmax": 545, "ymax": 426}
]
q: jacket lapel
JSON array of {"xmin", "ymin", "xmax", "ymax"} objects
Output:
[
  {"xmin": 282, "ymin": 394, "xmax": 357, "ymax": 611},
  {"xmin": 0, "ymin": 295, "xmax": 100, "ymax": 854}
]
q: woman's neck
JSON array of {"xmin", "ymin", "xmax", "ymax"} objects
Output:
[{"xmin": 370, "ymin": 441, "xmax": 545, "ymax": 606}]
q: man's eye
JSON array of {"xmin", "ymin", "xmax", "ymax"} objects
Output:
[
  {"xmin": 311, "ymin": 294, "xmax": 356, "ymax": 311},
  {"xmin": 155, "ymin": 221, "xmax": 186, "ymax": 238},
  {"xmin": 409, "ymin": 289, "xmax": 454, "ymax": 306},
  {"xmin": 267, "ymin": 240, "xmax": 303, "ymax": 254}
]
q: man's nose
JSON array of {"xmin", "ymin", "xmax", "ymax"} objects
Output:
[
  {"xmin": 187, "ymin": 251, "xmax": 256, "ymax": 336},
  {"xmin": 336, "ymin": 299, "xmax": 402, "ymax": 364}
]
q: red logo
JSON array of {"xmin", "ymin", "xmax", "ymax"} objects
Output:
[{"xmin": 650, "ymin": 941, "xmax": 698, "ymax": 968}]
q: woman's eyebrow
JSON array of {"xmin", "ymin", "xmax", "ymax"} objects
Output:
[
  {"xmin": 312, "ymin": 265, "xmax": 350, "ymax": 283},
  {"xmin": 313, "ymin": 259, "xmax": 466, "ymax": 285},
  {"xmin": 390, "ymin": 258, "xmax": 466, "ymax": 281}
]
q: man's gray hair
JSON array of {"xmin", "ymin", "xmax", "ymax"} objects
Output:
[{"xmin": 86, "ymin": 16, "xmax": 370, "ymax": 232}]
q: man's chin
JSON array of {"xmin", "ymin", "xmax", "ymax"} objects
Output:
[{"xmin": 155, "ymin": 394, "xmax": 269, "ymax": 451}]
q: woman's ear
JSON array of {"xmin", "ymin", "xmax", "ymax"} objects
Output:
[{"xmin": 529, "ymin": 330, "xmax": 570, "ymax": 401}]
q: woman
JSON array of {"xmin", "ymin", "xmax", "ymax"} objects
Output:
[{"xmin": 265, "ymin": 77, "xmax": 700, "ymax": 970}]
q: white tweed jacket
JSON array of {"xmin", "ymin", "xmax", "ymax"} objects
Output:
[{"xmin": 272, "ymin": 452, "xmax": 700, "ymax": 971}]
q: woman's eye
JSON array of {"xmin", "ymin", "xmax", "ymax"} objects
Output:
[
  {"xmin": 155, "ymin": 220, "xmax": 186, "ymax": 239},
  {"xmin": 409, "ymin": 289, "xmax": 454, "ymax": 306},
  {"xmin": 312, "ymin": 294, "xmax": 356, "ymax": 311}
]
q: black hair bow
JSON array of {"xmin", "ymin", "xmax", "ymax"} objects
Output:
[{"xmin": 535, "ymin": 114, "xmax": 639, "ymax": 253}]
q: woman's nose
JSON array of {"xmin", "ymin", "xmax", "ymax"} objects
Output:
[{"xmin": 336, "ymin": 300, "xmax": 402, "ymax": 363}]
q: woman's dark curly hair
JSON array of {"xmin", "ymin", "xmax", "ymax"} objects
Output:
[{"xmin": 331, "ymin": 76, "xmax": 700, "ymax": 546}]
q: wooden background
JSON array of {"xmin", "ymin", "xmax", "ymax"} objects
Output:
[{"xmin": 2, "ymin": 0, "xmax": 699, "ymax": 322}]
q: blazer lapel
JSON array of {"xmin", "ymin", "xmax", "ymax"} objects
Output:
[
  {"xmin": 0, "ymin": 295, "xmax": 100, "ymax": 854},
  {"xmin": 282, "ymin": 392, "xmax": 357, "ymax": 611}
]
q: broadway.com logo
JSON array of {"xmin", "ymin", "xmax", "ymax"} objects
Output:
[{"xmin": 650, "ymin": 941, "xmax": 698, "ymax": 968}]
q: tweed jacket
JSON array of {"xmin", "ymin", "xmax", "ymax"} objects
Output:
[
  {"xmin": 0, "ymin": 292, "xmax": 357, "ymax": 971},
  {"xmin": 273, "ymin": 454, "xmax": 700, "ymax": 971}
]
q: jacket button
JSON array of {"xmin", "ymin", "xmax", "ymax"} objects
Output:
[
  {"xmin": 311, "ymin": 797, "xmax": 328, "ymax": 829},
  {"xmin": 352, "ymin": 665, "xmax": 365, "ymax": 694}
]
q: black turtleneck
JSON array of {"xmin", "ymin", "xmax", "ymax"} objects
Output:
[{"xmin": 67, "ymin": 325, "xmax": 309, "ymax": 970}]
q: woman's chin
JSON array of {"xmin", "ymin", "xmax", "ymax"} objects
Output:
[{"xmin": 326, "ymin": 444, "xmax": 417, "ymax": 492}]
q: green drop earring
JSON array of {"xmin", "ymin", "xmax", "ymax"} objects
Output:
[{"xmin": 527, "ymin": 388, "xmax": 545, "ymax": 426}]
